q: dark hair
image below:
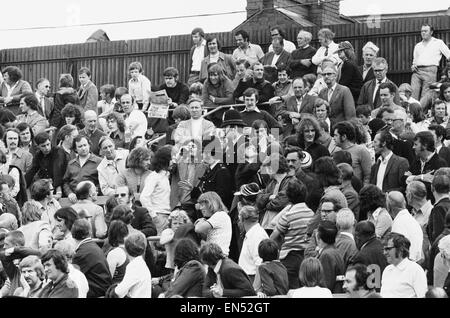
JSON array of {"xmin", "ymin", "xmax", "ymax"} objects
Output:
[
  {"xmin": 236, "ymin": 58, "xmax": 251, "ymax": 69},
  {"xmin": 172, "ymin": 105, "xmax": 191, "ymax": 121},
  {"xmin": 354, "ymin": 220, "xmax": 376, "ymax": 240},
  {"xmin": 314, "ymin": 156, "xmax": 341, "ymax": 187},
  {"xmin": 111, "ymin": 204, "xmax": 134, "ymax": 225},
  {"xmin": 150, "ymin": 146, "xmax": 172, "ymax": 172},
  {"xmin": 414, "ymin": 131, "xmax": 435, "ymax": 152},
  {"xmin": 432, "ymin": 174, "xmax": 450, "ymax": 194},
  {"xmin": 385, "ymin": 232, "xmax": 410, "ymax": 258},
  {"xmin": 108, "ymin": 220, "xmax": 129, "ymax": 248},
  {"xmin": 71, "ymin": 218, "xmax": 91, "ymax": 240},
  {"xmin": 432, "ymin": 99, "xmax": 447, "ymax": 117},
  {"xmin": 191, "ymin": 27, "xmax": 205, "ymax": 38},
  {"xmin": 75, "ymin": 181, "xmax": 93, "ymax": 200},
  {"xmin": 34, "ymin": 132, "xmax": 50, "ymax": 145},
  {"xmin": 359, "ymin": 184, "xmax": 386, "ymax": 214},
  {"xmin": 127, "ymin": 147, "xmax": 152, "ymax": 169},
  {"xmin": 356, "ymin": 105, "xmax": 371, "ymax": 118},
  {"xmin": 54, "ymin": 207, "xmax": 79, "ymax": 231},
  {"xmin": 30, "ymin": 179, "xmax": 52, "ymax": 201},
  {"xmin": 378, "ymin": 82, "xmax": 396, "ymax": 94},
  {"xmin": 286, "ymin": 179, "xmax": 307, "ymax": 204},
  {"xmin": 376, "ymin": 106, "xmax": 394, "ymax": 119},
  {"xmin": 22, "ymin": 93, "xmax": 39, "ymax": 111},
  {"xmin": 105, "ymin": 112, "xmax": 125, "ymax": 133},
  {"xmin": 206, "ymin": 36, "xmax": 222, "ymax": 52},
  {"xmin": 79, "ymin": 67, "xmax": 91, "ymax": 77},
  {"xmin": 284, "ymin": 145, "xmax": 303, "ymax": 160},
  {"xmin": 16, "ymin": 122, "xmax": 34, "ymax": 146},
  {"xmin": 41, "ymin": 249, "xmax": 69, "ymax": 274},
  {"xmin": 163, "ymin": 67, "xmax": 179, "ymax": 78},
  {"xmin": 0, "ymin": 108, "xmax": 17, "ymax": 126},
  {"xmin": 235, "ymin": 30, "xmax": 249, "ymax": 42},
  {"xmin": 59, "ymin": 74, "xmax": 74, "ymax": 88},
  {"xmin": 439, "ymin": 82, "xmax": 450, "ymax": 102},
  {"xmin": 61, "ymin": 103, "xmax": 83, "ymax": 125},
  {"xmin": 56, "ymin": 124, "xmax": 77, "ymax": 144},
  {"xmin": 332, "ymin": 150, "xmax": 352, "ymax": 165},
  {"xmin": 100, "ymin": 84, "xmax": 116, "ymax": 97},
  {"xmin": 173, "ymin": 238, "xmax": 200, "ymax": 268},
  {"xmin": 346, "ymin": 264, "xmax": 371, "ymax": 291},
  {"xmin": 258, "ymin": 239, "xmax": 279, "ymax": 262},
  {"xmin": 114, "ymin": 87, "xmax": 129, "ymax": 101},
  {"xmin": 243, "ymin": 87, "xmax": 259, "ymax": 101},
  {"xmin": 199, "ymin": 242, "xmax": 225, "ymax": 266},
  {"xmin": 276, "ymin": 63, "xmax": 291, "ymax": 76},
  {"xmin": 408, "ymin": 103, "xmax": 426, "ymax": 123},
  {"xmin": 317, "ymin": 220, "xmax": 338, "ymax": 245},
  {"xmin": 2, "ymin": 66, "xmax": 23, "ymax": 82},
  {"xmin": 72, "ymin": 135, "xmax": 91, "ymax": 152},
  {"xmin": 334, "ymin": 121, "xmax": 356, "ymax": 142},
  {"xmin": 128, "ymin": 136, "xmax": 143, "ymax": 152},
  {"xmin": 377, "ymin": 129, "xmax": 394, "ymax": 150},
  {"xmin": 429, "ymin": 124, "xmax": 446, "ymax": 142}
]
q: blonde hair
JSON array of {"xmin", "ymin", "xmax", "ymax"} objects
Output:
[{"xmin": 198, "ymin": 192, "xmax": 228, "ymax": 214}]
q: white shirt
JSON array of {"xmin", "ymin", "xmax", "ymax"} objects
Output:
[
  {"xmin": 311, "ymin": 41, "xmax": 340, "ymax": 67},
  {"xmin": 124, "ymin": 108, "xmax": 147, "ymax": 139},
  {"xmin": 206, "ymin": 211, "xmax": 232, "ymax": 256},
  {"xmin": 191, "ymin": 40, "xmax": 206, "ymax": 72},
  {"xmin": 327, "ymin": 83, "xmax": 337, "ymax": 101},
  {"xmin": 391, "ymin": 209, "xmax": 424, "ymax": 262},
  {"xmin": 412, "ymin": 200, "xmax": 433, "ymax": 228},
  {"xmin": 376, "ymin": 151, "xmax": 393, "ymax": 190},
  {"xmin": 68, "ymin": 264, "xmax": 89, "ymax": 298},
  {"xmin": 115, "ymin": 256, "xmax": 152, "ymax": 298},
  {"xmin": 128, "ymin": 75, "xmax": 151, "ymax": 103},
  {"xmin": 271, "ymin": 53, "xmax": 281, "ymax": 66},
  {"xmin": 140, "ymin": 170, "xmax": 171, "ymax": 217},
  {"xmin": 373, "ymin": 77, "xmax": 387, "ymax": 102},
  {"xmin": 290, "ymin": 286, "xmax": 333, "ymax": 298},
  {"xmin": 190, "ymin": 118, "xmax": 203, "ymax": 141},
  {"xmin": 380, "ymin": 258, "xmax": 427, "ymax": 298},
  {"xmin": 238, "ymin": 223, "xmax": 268, "ymax": 276},
  {"xmin": 97, "ymin": 149, "xmax": 129, "ymax": 196},
  {"xmin": 268, "ymin": 39, "xmax": 296, "ymax": 53},
  {"xmin": 413, "ymin": 37, "xmax": 450, "ymax": 67}
]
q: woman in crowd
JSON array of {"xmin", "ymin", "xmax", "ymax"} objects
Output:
[
  {"xmin": 54, "ymin": 74, "xmax": 80, "ymax": 124},
  {"xmin": 199, "ymin": 36, "xmax": 236, "ymax": 83},
  {"xmin": 105, "ymin": 220, "xmax": 130, "ymax": 284},
  {"xmin": 106, "ymin": 112, "xmax": 126, "ymax": 149},
  {"xmin": 0, "ymin": 66, "xmax": 33, "ymax": 115},
  {"xmin": 194, "ymin": 191, "xmax": 232, "ymax": 256},
  {"xmin": 359, "ymin": 184, "xmax": 392, "ymax": 238},
  {"xmin": 53, "ymin": 207, "xmax": 79, "ymax": 248},
  {"xmin": 202, "ymin": 63, "xmax": 234, "ymax": 127},
  {"xmin": 116, "ymin": 147, "xmax": 152, "ymax": 205},
  {"xmin": 296, "ymin": 114, "xmax": 330, "ymax": 163},
  {"xmin": 336, "ymin": 41, "xmax": 363, "ymax": 102},
  {"xmin": 161, "ymin": 238, "xmax": 205, "ymax": 298},
  {"xmin": 61, "ymin": 103, "xmax": 84, "ymax": 130},
  {"xmin": 408, "ymin": 102, "xmax": 430, "ymax": 133},
  {"xmin": 289, "ymin": 257, "xmax": 332, "ymax": 298},
  {"xmin": 17, "ymin": 201, "xmax": 53, "ymax": 253}
]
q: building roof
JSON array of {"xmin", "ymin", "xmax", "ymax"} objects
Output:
[
  {"xmin": 350, "ymin": 7, "xmax": 450, "ymax": 23},
  {"xmin": 276, "ymin": 7, "xmax": 316, "ymax": 27}
]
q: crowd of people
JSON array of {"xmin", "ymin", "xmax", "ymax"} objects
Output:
[{"xmin": 0, "ymin": 23, "xmax": 450, "ymax": 298}]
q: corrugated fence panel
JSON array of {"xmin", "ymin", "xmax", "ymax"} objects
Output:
[{"xmin": 1, "ymin": 16, "xmax": 449, "ymax": 90}]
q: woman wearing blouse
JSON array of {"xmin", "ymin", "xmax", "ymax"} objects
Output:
[
  {"xmin": 194, "ymin": 191, "xmax": 232, "ymax": 256},
  {"xmin": 0, "ymin": 66, "xmax": 33, "ymax": 115},
  {"xmin": 105, "ymin": 220, "xmax": 129, "ymax": 284},
  {"xmin": 202, "ymin": 63, "xmax": 234, "ymax": 127}
]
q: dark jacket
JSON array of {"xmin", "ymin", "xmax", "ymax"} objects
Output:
[
  {"xmin": 188, "ymin": 43, "xmax": 208, "ymax": 74},
  {"xmin": 302, "ymin": 142, "xmax": 331, "ymax": 163},
  {"xmin": 438, "ymin": 146, "xmax": 450, "ymax": 166},
  {"xmin": 73, "ymin": 239, "xmax": 112, "ymax": 298},
  {"xmin": 165, "ymin": 260, "xmax": 205, "ymax": 298},
  {"xmin": 318, "ymin": 245, "xmax": 346, "ymax": 293},
  {"xmin": 427, "ymin": 228, "xmax": 450, "ymax": 284},
  {"xmin": 357, "ymin": 78, "xmax": 400, "ymax": 109},
  {"xmin": 279, "ymin": 94, "xmax": 317, "ymax": 118},
  {"xmin": 191, "ymin": 163, "xmax": 234, "ymax": 209},
  {"xmin": 338, "ymin": 61, "xmax": 363, "ymax": 102},
  {"xmin": 369, "ymin": 153, "xmax": 409, "ymax": 193},
  {"xmin": 233, "ymin": 78, "xmax": 275, "ymax": 112},
  {"xmin": 63, "ymin": 154, "xmax": 102, "ymax": 196},
  {"xmin": 39, "ymin": 274, "xmax": 78, "ymax": 298},
  {"xmin": 427, "ymin": 197, "xmax": 450, "ymax": 244},
  {"xmin": 391, "ymin": 137, "xmax": 416, "ymax": 167},
  {"xmin": 256, "ymin": 175, "xmax": 296, "ymax": 215},
  {"xmin": 202, "ymin": 258, "xmax": 256, "ymax": 298},
  {"xmin": 25, "ymin": 146, "xmax": 68, "ymax": 189},
  {"xmin": 358, "ymin": 65, "xmax": 375, "ymax": 83},
  {"xmin": 257, "ymin": 260, "xmax": 289, "ymax": 296},
  {"xmin": 36, "ymin": 95, "xmax": 62, "ymax": 129},
  {"xmin": 260, "ymin": 50, "xmax": 291, "ymax": 83},
  {"xmin": 54, "ymin": 88, "xmax": 81, "ymax": 127},
  {"xmin": 289, "ymin": 46, "xmax": 317, "ymax": 78},
  {"xmin": 132, "ymin": 206, "xmax": 157, "ymax": 237},
  {"xmin": 350, "ymin": 236, "xmax": 388, "ymax": 274},
  {"xmin": 318, "ymin": 84, "xmax": 356, "ymax": 128},
  {"xmin": 77, "ymin": 81, "xmax": 99, "ymax": 113},
  {"xmin": 410, "ymin": 153, "xmax": 447, "ymax": 202}
]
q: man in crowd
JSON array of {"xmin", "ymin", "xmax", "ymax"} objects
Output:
[
  {"xmin": 343, "ymin": 264, "xmax": 379, "ymax": 298},
  {"xmin": 335, "ymin": 208, "xmax": 358, "ymax": 267},
  {"xmin": 239, "ymin": 88, "xmax": 280, "ymax": 129},
  {"xmin": 289, "ymin": 30, "xmax": 317, "ymax": 78},
  {"xmin": 384, "ymin": 109, "xmax": 415, "ymax": 166},
  {"xmin": 267, "ymin": 26, "xmax": 296, "ymax": 53},
  {"xmin": 232, "ymin": 30, "xmax": 264, "ymax": 66},
  {"xmin": 280, "ymin": 77, "xmax": 317, "ymax": 125},
  {"xmin": 336, "ymin": 164, "xmax": 360, "ymax": 220},
  {"xmin": 260, "ymin": 38, "xmax": 291, "ymax": 84},
  {"xmin": 411, "ymin": 23, "xmax": 450, "ymax": 100},
  {"xmin": 17, "ymin": 94, "xmax": 49, "ymax": 135},
  {"xmin": 187, "ymin": 27, "xmax": 208, "ymax": 85},
  {"xmin": 35, "ymin": 77, "xmax": 61, "ymax": 128},
  {"xmin": 79, "ymin": 110, "xmax": 106, "ymax": 156},
  {"xmin": 359, "ymin": 41, "xmax": 379, "ymax": 83},
  {"xmin": 121, "ymin": 94, "xmax": 147, "ymax": 140},
  {"xmin": 311, "ymin": 28, "xmax": 340, "ymax": 68},
  {"xmin": 30, "ymin": 179, "xmax": 61, "ymax": 229},
  {"xmin": 77, "ymin": 67, "xmax": 98, "ymax": 113},
  {"xmin": 428, "ymin": 174, "xmax": 450, "ymax": 244},
  {"xmin": 4, "ymin": 128, "xmax": 33, "ymax": 173},
  {"xmin": 429, "ymin": 124, "xmax": 450, "ymax": 166},
  {"xmin": 370, "ymin": 82, "xmax": 404, "ymax": 118}
]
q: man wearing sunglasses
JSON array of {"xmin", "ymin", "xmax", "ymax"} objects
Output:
[
  {"xmin": 380, "ymin": 232, "xmax": 427, "ymax": 298},
  {"xmin": 35, "ymin": 78, "xmax": 61, "ymax": 129}
]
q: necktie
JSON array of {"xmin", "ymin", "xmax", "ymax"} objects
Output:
[
  {"xmin": 40, "ymin": 97, "xmax": 46, "ymax": 118},
  {"xmin": 324, "ymin": 46, "xmax": 328, "ymax": 56},
  {"xmin": 374, "ymin": 80, "xmax": 382, "ymax": 105}
]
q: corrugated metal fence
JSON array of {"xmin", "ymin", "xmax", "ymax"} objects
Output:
[{"xmin": 1, "ymin": 15, "xmax": 449, "ymax": 92}]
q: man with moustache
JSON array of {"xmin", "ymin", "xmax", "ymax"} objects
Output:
[{"xmin": 4, "ymin": 128, "xmax": 33, "ymax": 173}]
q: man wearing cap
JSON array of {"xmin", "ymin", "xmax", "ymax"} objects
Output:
[
  {"xmin": 411, "ymin": 24, "xmax": 450, "ymax": 101},
  {"xmin": 357, "ymin": 57, "xmax": 400, "ymax": 109},
  {"xmin": 358, "ymin": 42, "xmax": 379, "ymax": 83}
]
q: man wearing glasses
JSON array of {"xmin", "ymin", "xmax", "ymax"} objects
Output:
[
  {"xmin": 380, "ymin": 232, "xmax": 427, "ymax": 298},
  {"xmin": 318, "ymin": 64, "xmax": 356, "ymax": 129},
  {"xmin": 357, "ymin": 57, "xmax": 400, "ymax": 109},
  {"xmin": 35, "ymin": 78, "xmax": 61, "ymax": 129}
]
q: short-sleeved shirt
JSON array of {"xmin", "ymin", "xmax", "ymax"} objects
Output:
[
  {"xmin": 232, "ymin": 43, "xmax": 264, "ymax": 66},
  {"xmin": 206, "ymin": 211, "xmax": 232, "ymax": 256}
]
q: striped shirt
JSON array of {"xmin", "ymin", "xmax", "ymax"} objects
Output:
[{"xmin": 276, "ymin": 203, "xmax": 315, "ymax": 259}]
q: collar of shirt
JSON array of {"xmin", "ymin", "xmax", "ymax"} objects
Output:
[
  {"xmin": 380, "ymin": 151, "xmax": 393, "ymax": 163},
  {"xmin": 245, "ymin": 223, "xmax": 261, "ymax": 239},
  {"xmin": 394, "ymin": 209, "xmax": 411, "ymax": 222},
  {"xmin": 413, "ymin": 200, "xmax": 433, "ymax": 217},
  {"xmin": 242, "ymin": 107, "xmax": 260, "ymax": 113},
  {"xmin": 9, "ymin": 148, "xmax": 23, "ymax": 158},
  {"xmin": 340, "ymin": 231, "xmax": 354, "ymax": 240},
  {"xmin": 328, "ymin": 83, "xmax": 337, "ymax": 94},
  {"xmin": 435, "ymin": 195, "xmax": 450, "ymax": 205},
  {"xmin": 420, "ymin": 151, "xmax": 435, "ymax": 165},
  {"xmin": 436, "ymin": 144, "xmax": 443, "ymax": 154},
  {"xmin": 75, "ymin": 237, "xmax": 93, "ymax": 251},
  {"xmin": 213, "ymin": 259, "xmax": 223, "ymax": 275},
  {"xmin": 389, "ymin": 130, "xmax": 398, "ymax": 140},
  {"xmin": 394, "ymin": 257, "xmax": 411, "ymax": 271}
]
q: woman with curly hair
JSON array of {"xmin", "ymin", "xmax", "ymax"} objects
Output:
[
  {"xmin": 61, "ymin": 103, "xmax": 84, "ymax": 130},
  {"xmin": 105, "ymin": 112, "xmax": 126, "ymax": 149},
  {"xmin": 296, "ymin": 114, "xmax": 330, "ymax": 163},
  {"xmin": 161, "ymin": 238, "xmax": 205, "ymax": 298},
  {"xmin": 116, "ymin": 147, "xmax": 152, "ymax": 205},
  {"xmin": 358, "ymin": 184, "xmax": 392, "ymax": 237}
]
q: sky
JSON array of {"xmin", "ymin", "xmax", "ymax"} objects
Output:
[{"xmin": 0, "ymin": 0, "xmax": 449, "ymax": 49}]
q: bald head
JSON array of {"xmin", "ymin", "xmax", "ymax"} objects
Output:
[
  {"xmin": 84, "ymin": 110, "xmax": 98, "ymax": 132},
  {"xmin": 387, "ymin": 191, "xmax": 406, "ymax": 215}
]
